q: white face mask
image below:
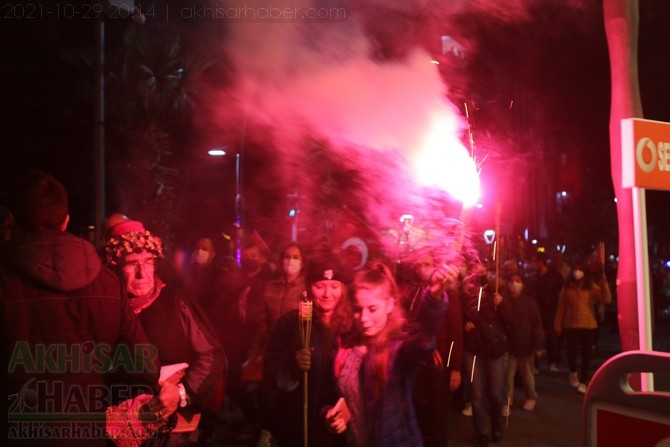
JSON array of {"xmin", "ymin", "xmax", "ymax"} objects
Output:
[
  {"xmin": 283, "ymin": 258, "xmax": 302, "ymax": 276},
  {"xmin": 508, "ymin": 281, "xmax": 523, "ymax": 294},
  {"xmin": 573, "ymin": 269, "xmax": 585, "ymax": 280},
  {"xmin": 193, "ymin": 249, "xmax": 211, "ymax": 266}
]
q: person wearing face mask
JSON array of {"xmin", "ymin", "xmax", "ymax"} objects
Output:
[
  {"xmin": 261, "ymin": 253, "xmax": 352, "ymax": 447},
  {"xmin": 240, "ymin": 242, "xmax": 307, "ymax": 446},
  {"xmin": 553, "ymin": 262, "xmax": 612, "ymax": 394},
  {"xmin": 528, "ymin": 251, "xmax": 565, "ymax": 373},
  {"xmin": 253, "ymin": 242, "xmax": 307, "ymax": 351},
  {"xmin": 181, "ymin": 236, "xmax": 242, "ymax": 442},
  {"xmin": 193, "ymin": 237, "xmax": 216, "ymax": 266},
  {"xmin": 207, "ymin": 240, "xmax": 274, "ymax": 443},
  {"xmin": 499, "ymin": 272, "xmax": 544, "ymax": 415},
  {"xmin": 187, "ymin": 237, "xmax": 220, "ymax": 309}
]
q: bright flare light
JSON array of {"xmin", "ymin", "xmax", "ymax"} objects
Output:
[{"xmin": 413, "ymin": 114, "xmax": 480, "ymax": 207}]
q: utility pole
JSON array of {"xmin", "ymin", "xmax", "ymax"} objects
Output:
[
  {"xmin": 93, "ymin": 0, "xmax": 143, "ymax": 245},
  {"xmin": 603, "ymin": 0, "xmax": 644, "ymax": 387},
  {"xmin": 94, "ymin": 13, "xmax": 105, "ymax": 245}
]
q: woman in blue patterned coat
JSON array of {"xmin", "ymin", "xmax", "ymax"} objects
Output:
[{"xmin": 325, "ymin": 260, "xmax": 456, "ymax": 447}]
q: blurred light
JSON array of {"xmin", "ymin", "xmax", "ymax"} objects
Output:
[
  {"xmin": 556, "ymin": 244, "xmax": 566, "ymax": 253},
  {"xmin": 561, "ymin": 191, "xmax": 567, "ymax": 197},
  {"xmin": 524, "ymin": 228, "xmax": 529, "ymax": 241},
  {"xmin": 476, "ymin": 203, "xmax": 483, "ymax": 209},
  {"xmin": 400, "ymin": 214, "xmax": 414, "ymax": 235},
  {"xmin": 208, "ymin": 148, "xmax": 226, "ymax": 156},
  {"xmin": 665, "ymin": 260, "xmax": 670, "ymax": 269},
  {"xmin": 531, "ymin": 239, "xmax": 538, "ymax": 245},
  {"xmin": 441, "ymin": 36, "xmax": 465, "ymax": 59},
  {"xmin": 614, "ymin": 197, "xmax": 618, "ymax": 203},
  {"xmin": 483, "ymin": 229, "xmax": 495, "ymax": 244},
  {"xmin": 288, "ymin": 209, "xmax": 296, "ymax": 217},
  {"xmin": 431, "ymin": 60, "xmax": 440, "ymax": 65}
]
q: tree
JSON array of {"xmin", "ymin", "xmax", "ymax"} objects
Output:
[
  {"xmin": 105, "ymin": 24, "xmax": 214, "ymax": 251},
  {"xmin": 603, "ymin": 0, "xmax": 642, "ymax": 364}
]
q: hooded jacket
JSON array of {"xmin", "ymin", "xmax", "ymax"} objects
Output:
[{"xmin": 1, "ymin": 230, "xmax": 160, "ymax": 446}]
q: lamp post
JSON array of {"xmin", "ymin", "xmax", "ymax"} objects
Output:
[
  {"xmin": 286, "ymin": 191, "xmax": 300, "ymax": 242},
  {"xmin": 207, "ymin": 147, "xmax": 242, "ymax": 265},
  {"xmin": 94, "ymin": 13, "xmax": 105, "ymax": 245},
  {"xmin": 235, "ymin": 153, "xmax": 241, "ymax": 230},
  {"xmin": 235, "ymin": 152, "xmax": 242, "ymax": 265},
  {"xmin": 94, "ymin": 0, "xmax": 144, "ymax": 244}
]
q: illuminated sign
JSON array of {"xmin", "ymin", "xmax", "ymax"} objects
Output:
[{"xmin": 621, "ymin": 118, "xmax": 670, "ymax": 190}]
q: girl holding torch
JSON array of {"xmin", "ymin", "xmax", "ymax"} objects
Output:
[{"xmin": 261, "ymin": 253, "xmax": 352, "ymax": 447}]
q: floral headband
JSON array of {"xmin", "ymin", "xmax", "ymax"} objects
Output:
[{"xmin": 104, "ymin": 230, "xmax": 164, "ymax": 266}]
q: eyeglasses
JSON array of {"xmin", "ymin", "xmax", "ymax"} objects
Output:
[{"xmin": 123, "ymin": 257, "xmax": 157, "ymax": 271}]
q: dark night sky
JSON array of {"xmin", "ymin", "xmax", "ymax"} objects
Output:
[{"xmin": 1, "ymin": 0, "xmax": 669, "ymax": 252}]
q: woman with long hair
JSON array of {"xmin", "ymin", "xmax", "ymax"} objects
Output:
[
  {"xmin": 326, "ymin": 260, "xmax": 456, "ymax": 447},
  {"xmin": 261, "ymin": 254, "xmax": 352, "ymax": 447}
]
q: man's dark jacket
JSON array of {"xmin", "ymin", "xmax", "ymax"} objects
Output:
[{"xmin": 0, "ymin": 230, "xmax": 160, "ymax": 446}]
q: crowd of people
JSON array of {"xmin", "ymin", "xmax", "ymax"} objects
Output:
[{"xmin": 2, "ymin": 170, "xmax": 618, "ymax": 447}]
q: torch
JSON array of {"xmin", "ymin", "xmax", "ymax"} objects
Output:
[
  {"xmin": 470, "ymin": 286, "xmax": 483, "ymax": 384},
  {"xmin": 494, "ymin": 202, "xmax": 502, "ymax": 293},
  {"xmin": 298, "ymin": 297, "xmax": 313, "ymax": 447}
]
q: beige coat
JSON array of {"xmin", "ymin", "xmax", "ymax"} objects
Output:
[{"xmin": 554, "ymin": 278, "xmax": 612, "ymax": 331}]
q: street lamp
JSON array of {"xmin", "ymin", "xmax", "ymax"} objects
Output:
[
  {"xmin": 94, "ymin": 12, "xmax": 104, "ymax": 245},
  {"xmin": 207, "ymin": 148, "xmax": 242, "ymax": 265},
  {"xmin": 208, "ymin": 147, "xmax": 226, "ymax": 156},
  {"xmin": 286, "ymin": 191, "xmax": 300, "ymax": 242}
]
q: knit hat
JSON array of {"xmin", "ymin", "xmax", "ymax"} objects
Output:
[
  {"xmin": 305, "ymin": 257, "xmax": 349, "ymax": 286},
  {"xmin": 103, "ymin": 220, "xmax": 163, "ymax": 266},
  {"xmin": 106, "ymin": 219, "xmax": 146, "ymax": 238}
]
